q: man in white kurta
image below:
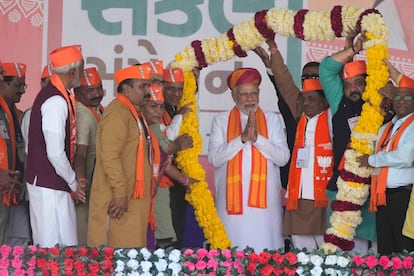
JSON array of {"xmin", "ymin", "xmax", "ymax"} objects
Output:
[{"xmin": 208, "ymin": 68, "xmax": 290, "ymax": 252}]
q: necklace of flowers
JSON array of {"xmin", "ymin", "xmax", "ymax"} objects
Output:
[{"xmin": 172, "ymin": 5, "xmax": 389, "ymax": 251}]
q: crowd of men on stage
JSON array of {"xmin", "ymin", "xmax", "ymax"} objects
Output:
[{"xmin": 1, "ymin": 31, "xmax": 414, "ymax": 256}]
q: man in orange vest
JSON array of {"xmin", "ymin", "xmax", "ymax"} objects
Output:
[
  {"xmin": 72, "ymin": 67, "xmax": 104, "ymax": 246},
  {"xmin": 358, "ymin": 74, "xmax": 414, "ymax": 255}
]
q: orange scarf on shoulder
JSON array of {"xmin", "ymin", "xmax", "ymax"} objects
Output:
[
  {"xmin": 286, "ymin": 111, "xmax": 333, "ymax": 210},
  {"xmin": 370, "ymin": 113, "xmax": 414, "ymax": 212},
  {"xmin": 0, "ymin": 97, "xmax": 17, "ymax": 206},
  {"xmin": 226, "ymin": 107, "xmax": 268, "ymax": 214},
  {"xmin": 116, "ymin": 94, "xmax": 160, "ymax": 229},
  {"xmin": 50, "ymin": 73, "xmax": 77, "ymax": 161}
]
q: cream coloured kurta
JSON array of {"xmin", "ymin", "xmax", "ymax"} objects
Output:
[
  {"xmin": 88, "ymin": 99, "xmax": 151, "ymax": 248},
  {"xmin": 208, "ymin": 109, "xmax": 290, "ymax": 252}
]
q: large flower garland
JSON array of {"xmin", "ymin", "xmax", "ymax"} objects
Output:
[{"xmin": 172, "ymin": 5, "xmax": 389, "ymax": 251}]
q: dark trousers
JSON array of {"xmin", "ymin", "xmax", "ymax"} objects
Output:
[
  {"xmin": 376, "ymin": 187, "xmax": 414, "ymax": 255},
  {"xmin": 170, "ymin": 184, "xmax": 187, "ymax": 248}
]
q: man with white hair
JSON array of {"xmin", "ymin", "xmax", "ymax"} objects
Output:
[{"xmin": 26, "ymin": 45, "xmax": 86, "ymax": 247}]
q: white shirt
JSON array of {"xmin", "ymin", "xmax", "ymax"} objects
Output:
[
  {"xmin": 369, "ymin": 113, "xmax": 414, "ymax": 188},
  {"xmin": 31, "ymin": 95, "xmax": 77, "ymax": 191}
]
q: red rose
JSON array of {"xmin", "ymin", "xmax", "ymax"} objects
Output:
[
  {"xmin": 64, "ymin": 259, "xmax": 74, "ymax": 271},
  {"xmin": 36, "ymin": 258, "xmax": 48, "ymax": 269},
  {"xmin": 284, "ymin": 267, "xmax": 297, "ymax": 276},
  {"xmin": 260, "ymin": 264, "xmax": 273, "ymax": 276},
  {"xmin": 65, "ymin": 248, "xmax": 75, "ymax": 258},
  {"xmin": 246, "ymin": 263, "xmax": 256, "ymax": 274},
  {"xmin": 284, "ymin": 252, "xmax": 297, "ymax": 265},
  {"xmin": 102, "ymin": 258, "xmax": 114, "ymax": 272},
  {"xmin": 89, "ymin": 248, "xmax": 100, "ymax": 258},
  {"xmin": 273, "ymin": 267, "xmax": 283, "ymax": 276},
  {"xmin": 259, "ymin": 252, "xmax": 271, "ymax": 264},
  {"xmin": 41, "ymin": 269, "xmax": 50, "ymax": 276},
  {"xmin": 88, "ymin": 261, "xmax": 100, "ymax": 273},
  {"xmin": 37, "ymin": 248, "xmax": 48, "ymax": 256},
  {"xmin": 248, "ymin": 253, "xmax": 258, "ymax": 263},
  {"xmin": 272, "ymin": 253, "xmax": 283, "ymax": 265},
  {"xmin": 49, "ymin": 260, "xmax": 60, "ymax": 272},
  {"xmin": 103, "ymin": 247, "xmax": 114, "ymax": 258},
  {"xmin": 49, "ymin": 247, "xmax": 60, "ymax": 257},
  {"xmin": 74, "ymin": 260, "xmax": 86, "ymax": 272},
  {"xmin": 78, "ymin": 248, "xmax": 88, "ymax": 256}
]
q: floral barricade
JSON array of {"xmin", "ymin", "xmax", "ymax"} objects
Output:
[{"xmin": 1, "ymin": 245, "xmax": 414, "ymax": 276}]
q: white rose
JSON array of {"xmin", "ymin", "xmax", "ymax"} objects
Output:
[
  {"xmin": 168, "ymin": 262, "xmax": 182, "ymax": 276},
  {"xmin": 310, "ymin": 266, "xmax": 323, "ymax": 276},
  {"xmin": 126, "ymin": 272, "xmax": 140, "ymax": 276},
  {"xmin": 296, "ymin": 266, "xmax": 305, "ymax": 276},
  {"xmin": 126, "ymin": 259, "xmax": 139, "ymax": 270},
  {"xmin": 324, "ymin": 268, "xmax": 337, "ymax": 275},
  {"xmin": 325, "ymin": 255, "xmax": 338, "ymax": 266},
  {"xmin": 168, "ymin": 249, "xmax": 181, "ymax": 263},
  {"xmin": 115, "ymin": 260, "xmax": 125, "ymax": 272},
  {"xmin": 297, "ymin": 252, "xmax": 310, "ymax": 264},
  {"xmin": 115, "ymin": 272, "xmax": 125, "ymax": 276},
  {"xmin": 310, "ymin": 255, "xmax": 324, "ymax": 266},
  {"xmin": 140, "ymin": 260, "xmax": 153, "ymax": 272},
  {"xmin": 139, "ymin": 273, "xmax": 151, "ymax": 276},
  {"xmin": 140, "ymin": 248, "xmax": 152, "ymax": 260},
  {"xmin": 115, "ymin": 249, "xmax": 126, "ymax": 258},
  {"xmin": 127, "ymin": 249, "xmax": 139, "ymax": 259},
  {"xmin": 337, "ymin": 256, "xmax": 350, "ymax": 267},
  {"xmin": 155, "ymin": 259, "xmax": 168, "ymax": 272},
  {"xmin": 154, "ymin": 248, "xmax": 165, "ymax": 258}
]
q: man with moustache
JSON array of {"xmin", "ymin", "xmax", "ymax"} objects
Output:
[
  {"xmin": 0, "ymin": 62, "xmax": 27, "ymax": 245},
  {"xmin": 73, "ymin": 67, "xmax": 104, "ymax": 246},
  {"xmin": 358, "ymin": 75, "xmax": 414, "ymax": 255},
  {"xmin": 208, "ymin": 68, "xmax": 290, "ymax": 252},
  {"xmin": 319, "ymin": 35, "xmax": 377, "ymax": 253},
  {"xmin": 88, "ymin": 63, "xmax": 160, "ymax": 248},
  {"xmin": 26, "ymin": 45, "xmax": 86, "ymax": 247}
]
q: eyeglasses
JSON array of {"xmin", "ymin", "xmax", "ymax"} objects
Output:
[
  {"xmin": 147, "ymin": 102, "xmax": 165, "ymax": 109},
  {"xmin": 301, "ymin": 74, "xmax": 319, "ymax": 81},
  {"xmin": 394, "ymin": 95, "xmax": 413, "ymax": 101}
]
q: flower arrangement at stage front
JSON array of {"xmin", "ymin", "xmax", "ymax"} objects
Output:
[{"xmin": 172, "ymin": 5, "xmax": 389, "ymax": 252}]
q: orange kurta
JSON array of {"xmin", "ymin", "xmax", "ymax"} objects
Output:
[{"xmin": 87, "ymin": 99, "xmax": 151, "ymax": 248}]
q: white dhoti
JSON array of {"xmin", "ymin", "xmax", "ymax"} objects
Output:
[{"xmin": 27, "ymin": 183, "xmax": 77, "ymax": 247}]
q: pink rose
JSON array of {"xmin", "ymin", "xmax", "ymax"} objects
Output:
[
  {"xmin": 0, "ymin": 245, "xmax": 11, "ymax": 258},
  {"xmin": 206, "ymin": 259, "xmax": 218, "ymax": 270},
  {"xmin": 235, "ymin": 250, "xmax": 245, "ymax": 260},
  {"xmin": 27, "ymin": 245, "xmax": 37, "ymax": 254},
  {"xmin": 221, "ymin": 249, "xmax": 231, "ymax": 260},
  {"xmin": 13, "ymin": 268, "xmax": 26, "ymax": 276},
  {"xmin": 208, "ymin": 249, "xmax": 219, "ymax": 258},
  {"xmin": 378, "ymin": 255, "xmax": 391, "ymax": 270},
  {"xmin": 391, "ymin": 256, "xmax": 402, "ymax": 270},
  {"xmin": 352, "ymin": 255, "xmax": 365, "ymax": 267},
  {"xmin": 184, "ymin": 261, "xmax": 195, "ymax": 271},
  {"xmin": 11, "ymin": 257, "xmax": 23, "ymax": 269},
  {"xmin": 195, "ymin": 260, "xmax": 207, "ymax": 270},
  {"xmin": 365, "ymin": 256, "xmax": 377, "ymax": 269},
  {"xmin": 12, "ymin": 246, "xmax": 24, "ymax": 256},
  {"xmin": 183, "ymin": 248, "xmax": 194, "ymax": 257},
  {"xmin": 196, "ymin": 248, "xmax": 208, "ymax": 259},
  {"xmin": 403, "ymin": 256, "xmax": 413, "ymax": 270}
]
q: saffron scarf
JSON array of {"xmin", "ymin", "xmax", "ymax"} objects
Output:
[
  {"xmin": 286, "ymin": 111, "xmax": 333, "ymax": 210},
  {"xmin": 50, "ymin": 73, "xmax": 77, "ymax": 161},
  {"xmin": 226, "ymin": 107, "xmax": 268, "ymax": 214},
  {"xmin": 370, "ymin": 113, "xmax": 414, "ymax": 211},
  {"xmin": 115, "ymin": 94, "xmax": 161, "ymax": 229},
  {"xmin": 0, "ymin": 97, "xmax": 17, "ymax": 206},
  {"xmin": 83, "ymin": 103, "xmax": 104, "ymax": 122}
]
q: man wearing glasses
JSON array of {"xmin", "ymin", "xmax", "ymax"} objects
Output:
[{"xmin": 357, "ymin": 74, "xmax": 414, "ymax": 255}]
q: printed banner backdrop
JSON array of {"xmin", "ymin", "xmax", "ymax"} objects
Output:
[{"xmin": 1, "ymin": 0, "xmax": 414, "ymax": 187}]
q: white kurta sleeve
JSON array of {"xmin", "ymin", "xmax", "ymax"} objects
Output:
[
  {"xmin": 253, "ymin": 112, "xmax": 290, "ymax": 167},
  {"xmin": 208, "ymin": 112, "xmax": 246, "ymax": 168},
  {"xmin": 166, "ymin": 114, "xmax": 183, "ymax": 140},
  {"xmin": 21, "ymin": 109, "xmax": 31, "ymax": 154},
  {"xmin": 41, "ymin": 95, "xmax": 77, "ymax": 191}
]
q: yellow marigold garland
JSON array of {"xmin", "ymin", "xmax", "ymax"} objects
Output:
[{"xmin": 172, "ymin": 5, "xmax": 389, "ymax": 252}]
